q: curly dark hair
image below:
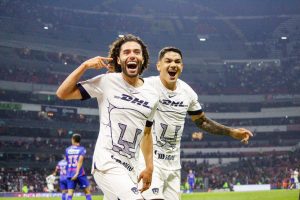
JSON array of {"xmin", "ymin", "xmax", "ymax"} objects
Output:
[{"xmin": 108, "ymin": 34, "xmax": 149, "ymax": 74}]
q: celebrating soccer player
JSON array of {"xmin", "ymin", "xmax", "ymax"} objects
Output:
[
  {"xmin": 139, "ymin": 47, "xmax": 253, "ymax": 200},
  {"xmin": 57, "ymin": 34, "xmax": 159, "ymax": 199}
]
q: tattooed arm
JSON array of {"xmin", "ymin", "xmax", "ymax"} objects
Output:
[{"xmin": 190, "ymin": 112, "xmax": 253, "ymax": 144}]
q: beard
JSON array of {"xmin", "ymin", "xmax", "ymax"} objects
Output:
[{"xmin": 120, "ymin": 59, "xmax": 143, "ymax": 78}]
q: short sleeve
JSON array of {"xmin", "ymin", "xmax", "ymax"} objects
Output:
[
  {"xmin": 147, "ymin": 95, "xmax": 159, "ymax": 123},
  {"xmin": 187, "ymin": 87, "xmax": 202, "ymax": 115},
  {"xmin": 80, "ymin": 147, "xmax": 86, "ymax": 156},
  {"xmin": 77, "ymin": 74, "xmax": 106, "ymax": 99}
]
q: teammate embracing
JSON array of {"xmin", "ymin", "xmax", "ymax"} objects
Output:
[
  {"xmin": 140, "ymin": 47, "xmax": 253, "ymax": 200},
  {"xmin": 57, "ymin": 34, "xmax": 159, "ymax": 200}
]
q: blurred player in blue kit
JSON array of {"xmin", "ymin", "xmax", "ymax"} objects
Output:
[
  {"xmin": 53, "ymin": 155, "xmax": 68, "ymax": 200},
  {"xmin": 187, "ymin": 169, "xmax": 195, "ymax": 193},
  {"xmin": 65, "ymin": 133, "xmax": 92, "ymax": 200}
]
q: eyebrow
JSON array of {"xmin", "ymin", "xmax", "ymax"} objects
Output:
[
  {"xmin": 122, "ymin": 48, "xmax": 142, "ymax": 52},
  {"xmin": 164, "ymin": 58, "xmax": 182, "ymax": 61}
]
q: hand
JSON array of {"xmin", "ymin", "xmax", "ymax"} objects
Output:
[
  {"xmin": 82, "ymin": 56, "xmax": 113, "ymax": 70},
  {"xmin": 106, "ymin": 63, "xmax": 115, "ymax": 73},
  {"xmin": 230, "ymin": 128, "xmax": 253, "ymax": 144},
  {"xmin": 71, "ymin": 174, "xmax": 78, "ymax": 181},
  {"xmin": 138, "ymin": 168, "xmax": 153, "ymax": 193}
]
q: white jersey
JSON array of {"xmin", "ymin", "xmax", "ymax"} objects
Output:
[
  {"xmin": 46, "ymin": 174, "xmax": 56, "ymax": 184},
  {"xmin": 79, "ymin": 73, "xmax": 159, "ymax": 182},
  {"xmin": 294, "ymin": 170, "xmax": 299, "ymax": 183},
  {"xmin": 144, "ymin": 76, "xmax": 202, "ymax": 170}
]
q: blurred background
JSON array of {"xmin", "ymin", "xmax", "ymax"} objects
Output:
[{"xmin": 0, "ymin": 0, "xmax": 300, "ymax": 194}]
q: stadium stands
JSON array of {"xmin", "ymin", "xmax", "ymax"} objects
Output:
[{"xmin": 0, "ymin": 0, "xmax": 299, "ymax": 193}]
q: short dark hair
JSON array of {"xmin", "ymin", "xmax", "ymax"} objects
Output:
[
  {"xmin": 108, "ymin": 34, "xmax": 149, "ymax": 74},
  {"xmin": 158, "ymin": 47, "xmax": 183, "ymax": 61},
  {"xmin": 72, "ymin": 133, "xmax": 81, "ymax": 143}
]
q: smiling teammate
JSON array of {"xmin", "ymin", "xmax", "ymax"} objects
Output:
[
  {"xmin": 140, "ymin": 47, "xmax": 253, "ymax": 200},
  {"xmin": 56, "ymin": 34, "xmax": 159, "ymax": 200}
]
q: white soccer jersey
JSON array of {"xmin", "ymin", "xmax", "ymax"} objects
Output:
[
  {"xmin": 79, "ymin": 73, "xmax": 159, "ymax": 182},
  {"xmin": 46, "ymin": 174, "xmax": 56, "ymax": 184},
  {"xmin": 145, "ymin": 76, "xmax": 202, "ymax": 170}
]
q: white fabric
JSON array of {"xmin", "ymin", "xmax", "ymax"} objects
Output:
[
  {"xmin": 140, "ymin": 166, "xmax": 181, "ymax": 200},
  {"xmin": 144, "ymin": 76, "xmax": 202, "ymax": 170},
  {"xmin": 80, "ymin": 73, "xmax": 159, "ymax": 185},
  {"xmin": 93, "ymin": 167, "xmax": 143, "ymax": 200},
  {"xmin": 46, "ymin": 174, "xmax": 56, "ymax": 192},
  {"xmin": 294, "ymin": 170, "xmax": 299, "ymax": 183}
]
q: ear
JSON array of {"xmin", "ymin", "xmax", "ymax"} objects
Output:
[
  {"xmin": 156, "ymin": 62, "xmax": 161, "ymax": 71},
  {"xmin": 117, "ymin": 57, "xmax": 121, "ymax": 65}
]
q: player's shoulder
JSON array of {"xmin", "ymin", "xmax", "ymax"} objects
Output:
[
  {"xmin": 142, "ymin": 76, "xmax": 160, "ymax": 93},
  {"xmin": 143, "ymin": 76, "xmax": 161, "ymax": 93},
  {"xmin": 178, "ymin": 79, "xmax": 197, "ymax": 94},
  {"xmin": 143, "ymin": 75, "xmax": 159, "ymax": 85},
  {"xmin": 65, "ymin": 145, "xmax": 72, "ymax": 151},
  {"xmin": 177, "ymin": 79, "xmax": 193, "ymax": 90},
  {"xmin": 79, "ymin": 145, "xmax": 86, "ymax": 150},
  {"xmin": 89, "ymin": 72, "xmax": 120, "ymax": 82},
  {"xmin": 59, "ymin": 159, "xmax": 67, "ymax": 164}
]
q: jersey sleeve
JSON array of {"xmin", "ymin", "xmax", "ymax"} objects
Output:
[
  {"xmin": 80, "ymin": 147, "xmax": 86, "ymax": 157},
  {"xmin": 77, "ymin": 74, "xmax": 106, "ymax": 100},
  {"xmin": 187, "ymin": 86, "xmax": 203, "ymax": 115},
  {"xmin": 146, "ymin": 94, "xmax": 160, "ymax": 125}
]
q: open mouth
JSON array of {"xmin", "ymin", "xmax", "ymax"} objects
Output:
[
  {"xmin": 168, "ymin": 71, "xmax": 177, "ymax": 77},
  {"xmin": 127, "ymin": 61, "xmax": 138, "ymax": 69}
]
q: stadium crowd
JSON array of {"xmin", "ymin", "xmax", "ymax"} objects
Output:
[
  {"xmin": 181, "ymin": 149, "xmax": 300, "ymax": 190},
  {"xmin": 1, "ymin": 149, "xmax": 299, "ymax": 192},
  {"xmin": 1, "ymin": 56, "xmax": 299, "ymax": 95},
  {"xmin": 1, "ymin": 0, "xmax": 300, "ymax": 196}
]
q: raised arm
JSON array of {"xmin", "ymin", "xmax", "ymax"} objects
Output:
[
  {"xmin": 191, "ymin": 112, "xmax": 253, "ymax": 144},
  {"xmin": 56, "ymin": 56, "xmax": 112, "ymax": 100}
]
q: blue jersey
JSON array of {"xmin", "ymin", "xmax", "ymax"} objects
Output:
[
  {"xmin": 187, "ymin": 173, "xmax": 195, "ymax": 184},
  {"xmin": 65, "ymin": 145, "xmax": 86, "ymax": 178},
  {"xmin": 56, "ymin": 159, "xmax": 68, "ymax": 181}
]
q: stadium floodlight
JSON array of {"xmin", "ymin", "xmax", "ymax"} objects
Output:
[
  {"xmin": 118, "ymin": 34, "xmax": 124, "ymax": 38},
  {"xmin": 43, "ymin": 26, "xmax": 49, "ymax": 30},
  {"xmin": 281, "ymin": 36, "xmax": 287, "ymax": 40},
  {"xmin": 199, "ymin": 38, "xmax": 206, "ymax": 42}
]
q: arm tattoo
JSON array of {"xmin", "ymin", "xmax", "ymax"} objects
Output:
[{"xmin": 194, "ymin": 115, "xmax": 232, "ymax": 136}]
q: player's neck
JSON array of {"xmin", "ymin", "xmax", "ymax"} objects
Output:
[
  {"xmin": 122, "ymin": 74, "xmax": 143, "ymax": 87},
  {"xmin": 160, "ymin": 77, "xmax": 177, "ymax": 91}
]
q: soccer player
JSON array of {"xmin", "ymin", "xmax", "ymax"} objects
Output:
[
  {"xmin": 53, "ymin": 155, "xmax": 68, "ymax": 200},
  {"xmin": 56, "ymin": 34, "xmax": 159, "ymax": 199},
  {"xmin": 187, "ymin": 169, "xmax": 195, "ymax": 193},
  {"xmin": 65, "ymin": 133, "xmax": 92, "ymax": 200},
  {"xmin": 294, "ymin": 168, "xmax": 299, "ymax": 189},
  {"xmin": 140, "ymin": 47, "xmax": 253, "ymax": 200},
  {"xmin": 46, "ymin": 173, "xmax": 56, "ymax": 193}
]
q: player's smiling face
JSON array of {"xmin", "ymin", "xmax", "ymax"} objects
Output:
[
  {"xmin": 117, "ymin": 41, "xmax": 144, "ymax": 78},
  {"xmin": 157, "ymin": 51, "xmax": 183, "ymax": 89}
]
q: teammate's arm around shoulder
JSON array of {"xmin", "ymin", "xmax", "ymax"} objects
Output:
[{"xmin": 56, "ymin": 56, "xmax": 112, "ymax": 100}]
